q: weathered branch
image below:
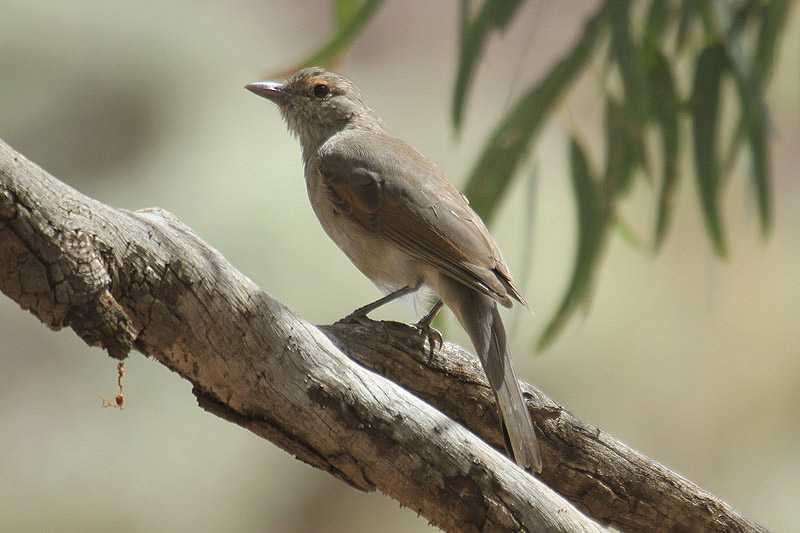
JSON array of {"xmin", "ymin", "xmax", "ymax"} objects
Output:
[
  {"xmin": 0, "ymin": 137, "xmax": 765, "ymax": 532},
  {"xmin": 323, "ymin": 322, "xmax": 769, "ymax": 532}
]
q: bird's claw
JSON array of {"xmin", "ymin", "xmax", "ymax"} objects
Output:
[{"xmin": 414, "ymin": 320, "xmax": 443, "ymax": 359}]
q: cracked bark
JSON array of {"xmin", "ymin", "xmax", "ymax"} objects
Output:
[{"xmin": 0, "ymin": 138, "xmax": 767, "ymax": 533}]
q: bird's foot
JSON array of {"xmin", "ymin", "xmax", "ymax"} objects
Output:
[
  {"xmin": 335, "ymin": 286, "xmax": 420, "ymax": 325},
  {"xmin": 413, "ymin": 311, "xmax": 443, "ymax": 359}
]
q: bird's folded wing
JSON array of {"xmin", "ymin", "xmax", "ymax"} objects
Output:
[{"xmin": 317, "ymin": 134, "xmax": 526, "ymax": 308}]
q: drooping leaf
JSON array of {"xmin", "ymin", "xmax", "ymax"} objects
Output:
[
  {"xmin": 463, "ymin": 10, "xmax": 604, "ymax": 223},
  {"xmin": 721, "ymin": 3, "xmax": 755, "ymax": 89},
  {"xmin": 712, "ymin": 0, "xmax": 785, "ymax": 235},
  {"xmin": 646, "ymin": 48, "xmax": 680, "ymax": 251},
  {"xmin": 605, "ymin": 0, "xmax": 647, "ymax": 125},
  {"xmin": 452, "ymin": 0, "xmax": 526, "ymax": 132},
  {"xmin": 614, "ymin": 213, "xmax": 647, "ymax": 251},
  {"xmin": 299, "ymin": 0, "xmax": 386, "ymax": 69},
  {"xmin": 727, "ymin": 59, "xmax": 772, "ymax": 236},
  {"xmin": 743, "ymin": 103, "xmax": 771, "ymax": 235},
  {"xmin": 603, "ymin": 97, "xmax": 629, "ymax": 192},
  {"xmin": 537, "ymin": 138, "xmax": 609, "ymax": 351},
  {"xmin": 674, "ymin": 0, "xmax": 699, "ymax": 54},
  {"xmin": 741, "ymin": 0, "xmax": 789, "ymax": 236},
  {"xmin": 712, "ymin": 0, "xmax": 749, "ymax": 183},
  {"xmin": 754, "ymin": 0, "xmax": 791, "ymax": 85},
  {"xmin": 604, "ymin": 96, "xmax": 646, "ymax": 197},
  {"xmin": 743, "ymin": 0, "xmax": 788, "ymax": 234},
  {"xmin": 643, "ymin": 0, "xmax": 673, "ymax": 45},
  {"xmin": 691, "ymin": 43, "xmax": 728, "ymax": 258},
  {"xmin": 334, "ymin": 0, "xmax": 361, "ymax": 28},
  {"xmin": 459, "ymin": 0, "xmax": 471, "ymax": 46}
]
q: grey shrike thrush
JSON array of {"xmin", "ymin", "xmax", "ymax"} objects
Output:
[{"xmin": 246, "ymin": 67, "xmax": 542, "ymax": 473}]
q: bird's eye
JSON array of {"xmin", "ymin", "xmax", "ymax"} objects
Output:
[{"xmin": 313, "ymin": 83, "xmax": 330, "ymax": 98}]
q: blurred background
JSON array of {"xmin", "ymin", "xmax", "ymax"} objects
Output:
[{"xmin": 1, "ymin": 1, "xmax": 798, "ymax": 531}]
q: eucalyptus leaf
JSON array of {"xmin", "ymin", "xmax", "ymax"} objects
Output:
[
  {"xmin": 603, "ymin": 96, "xmax": 645, "ymax": 197},
  {"xmin": 722, "ymin": 10, "xmax": 773, "ymax": 235},
  {"xmin": 746, "ymin": 0, "xmax": 788, "ymax": 233},
  {"xmin": 266, "ymin": 0, "xmax": 787, "ymax": 352},
  {"xmin": 537, "ymin": 138, "xmax": 609, "ymax": 351},
  {"xmin": 614, "ymin": 214, "xmax": 647, "ymax": 251},
  {"xmin": 334, "ymin": 0, "xmax": 361, "ymax": 28},
  {"xmin": 646, "ymin": 49, "xmax": 679, "ymax": 251},
  {"xmin": 301, "ymin": 0, "xmax": 385, "ymax": 68},
  {"xmin": 643, "ymin": 0, "xmax": 673, "ymax": 45},
  {"xmin": 729, "ymin": 64, "xmax": 772, "ymax": 235},
  {"xmin": 605, "ymin": 0, "xmax": 647, "ymax": 124},
  {"xmin": 464, "ymin": 11, "xmax": 604, "ymax": 223},
  {"xmin": 691, "ymin": 44, "xmax": 728, "ymax": 258},
  {"xmin": 674, "ymin": 0, "xmax": 699, "ymax": 54},
  {"xmin": 452, "ymin": 0, "xmax": 526, "ymax": 131},
  {"xmin": 754, "ymin": 0, "xmax": 790, "ymax": 84}
]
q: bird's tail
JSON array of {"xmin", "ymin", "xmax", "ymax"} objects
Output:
[{"xmin": 455, "ymin": 292, "xmax": 542, "ymax": 473}]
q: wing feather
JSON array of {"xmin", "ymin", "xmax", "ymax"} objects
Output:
[{"xmin": 318, "ymin": 131, "xmax": 527, "ymax": 308}]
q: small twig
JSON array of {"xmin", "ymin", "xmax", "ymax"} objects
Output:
[{"xmin": 99, "ymin": 362, "xmax": 125, "ymax": 409}]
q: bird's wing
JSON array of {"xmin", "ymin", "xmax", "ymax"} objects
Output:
[{"xmin": 316, "ymin": 132, "xmax": 526, "ymax": 308}]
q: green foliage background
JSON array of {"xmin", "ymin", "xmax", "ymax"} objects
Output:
[
  {"xmin": 0, "ymin": 2, "xmax": 797, "ymax": 532},
  {"xmin": 300, "ymin": 0, "xmax": 789, "ymax": 350}
]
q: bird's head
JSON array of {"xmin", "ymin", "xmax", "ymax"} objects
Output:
[{"xmin": 246, "ymin": 67, "xmax": 384, "ymax": 152}]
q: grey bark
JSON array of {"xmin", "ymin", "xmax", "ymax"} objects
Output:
[{"xmin": 0, "ymin": 138, "xmax": 766, "ymax": 533}]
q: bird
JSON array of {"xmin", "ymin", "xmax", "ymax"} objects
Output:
[{"xmin": 246, "ymin": 67, "xmax": 542, "ymax": 473}]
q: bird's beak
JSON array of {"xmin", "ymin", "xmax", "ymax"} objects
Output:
[{"xmin": 245, "ymin": 81, "xmax": 289, "ymax": 104}]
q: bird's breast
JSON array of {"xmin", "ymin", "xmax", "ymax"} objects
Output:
[{"xmin": 305, "ymin": 169, "xmax": 430, "ymax": 294}]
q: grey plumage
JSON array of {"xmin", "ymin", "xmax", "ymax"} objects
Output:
[{"xmin": 247, "ymin": 67, "xmax": 542, "ymax": 473}]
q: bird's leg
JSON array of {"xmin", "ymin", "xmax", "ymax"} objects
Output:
[
  {"xmin": 414, "ymin": 299, "xmax": 444, "ymax": 357},
  {"xmin": 340, "ymin": 284, "xmax": 419, "ymax": 322}
]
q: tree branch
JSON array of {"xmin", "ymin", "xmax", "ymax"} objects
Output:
[{"xmin": 0, "ymin": 137, "xmax": 765, "ymax": 532}]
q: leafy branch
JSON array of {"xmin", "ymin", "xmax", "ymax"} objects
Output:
[{"xmin": 282, "ymin": 0, "xmax": 790, "ymax": 350}]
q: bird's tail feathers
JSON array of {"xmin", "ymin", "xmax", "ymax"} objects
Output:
[
  {"xmin": 455, "ymin": 290, "xmax": 542, "ymax": 473},
  {"xmin": 487, "ymin": 303, "xmax": 542, "ymax": 473}
]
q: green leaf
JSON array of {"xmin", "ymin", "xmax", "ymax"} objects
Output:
[
  {"xmin": 711, "ymin": 1, "xmax": 774, "ymax": 237},
  {"xmin": 300, "ymin": 0, "xmax": 386, "ymax": 68},
  {"xmin": 614, "ymin": 213, "xmax": 647, "ymax": 251},
  {"xmin": 674, "ymin": 0, "xmax": 699, "ymax": 54},
  {"xmin": 452, "ymin": 0, "xmax": 526, "ymax": 131},
  {"xmin": 537, "ymin": 138, "xmax": 609, "ymax": 352},
  {"xmin": 463, "ymin": 10, "xmax": 604, "ymax": 223},
  {"xmin": 690, "ymin": 43, "xmax": 728, "ymax": 258},
  {"xmin": 640, "ymin": 5, "xmax": 678, "ymax": 241},
  {"xmin": 744, "ymin": 0, "xmax": 788, "ymax": 235},
  {"xmin": 711, "ymin": 0, "xmax": 751, "ymax": 179},
  {"xmin": 334, "ymin": 0, "xmax": 361, "ymax": 28},
  {"xmin": 459, "ymin": 0, "xmax": 471, "ymax": 45},
  {"xmin": 726, "ymin": 61, "xmax": 772, "ymax": 236},
  {"xmin": 603, "ymin": 96, "xmax": 645, "ymax": 197},
  {"xmin": 710, "ymin": 1, "xmax": 778, "ymax": 238},
  {"xmin": 605, "ymin": 0, "xmax": 647, "ymax": 124},
  {"xmin": 643, "ymin": 0, "xmax": 673, "ymax": 45},
  {"xmin": 754, "ymin": 0, "xmax": 791, "ymax": 85},
  {"xmin": 743, "ymin": 105, "xmax": 770, "ymax": 235},
  {"xmin": 646, "ymin": 49, "xmax": 680, "ymax": 250}
]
